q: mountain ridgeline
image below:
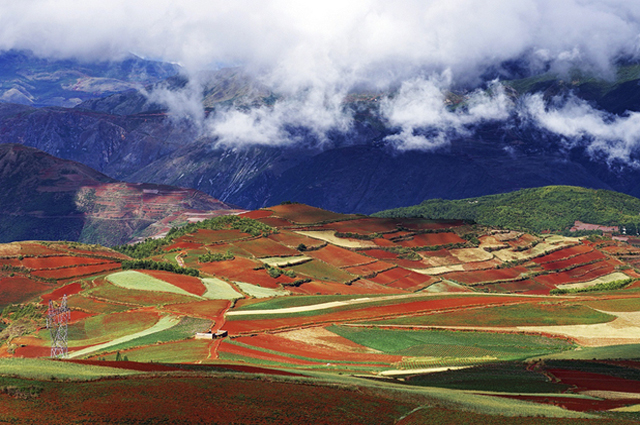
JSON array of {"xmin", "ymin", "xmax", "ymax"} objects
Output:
[{"xmin": 374, "ymin": 186, "xmax": 640, "ymax": 234}]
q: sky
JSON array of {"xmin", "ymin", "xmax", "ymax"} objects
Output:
[{"xmin": 2, "ymin": 0, "xmax": 640, "ymax": 160}]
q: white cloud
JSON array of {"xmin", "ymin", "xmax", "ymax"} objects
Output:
[
  {"xmin": 381, "ymin": 74, "xmax": 513, "ymax": 149},
  {"xmin": 522, "ymin": 93, "xmax": 640, "ymax": 166}
]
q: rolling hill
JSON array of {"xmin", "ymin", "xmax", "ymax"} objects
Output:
[
  {"xmin": 374, "ymin": 185, "xmax": 640, "ymax": 234},
  {"xmin": 2, "ymin": 203, "xmax": 640, "ymax": 421},
  {"xmin": 0, "ymin": 143, "xmax": 238, "ymax": 245}
]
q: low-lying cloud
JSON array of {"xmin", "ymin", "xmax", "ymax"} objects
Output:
[
  {"xmin": 3, "ymin": 1, "xmax": 640, "ymax": 160},
  {"xmin": 522, "ymin": 93, "xmax": 640, "ymax": 166}
]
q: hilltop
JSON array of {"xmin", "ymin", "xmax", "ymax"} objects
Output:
[
  {"xmin": 0, "ymin": 144, "xmax": 238, "ymax": 245},
  {"xmin": 374, "ymin": 186, "xmax": 640, "ymax": 234}
]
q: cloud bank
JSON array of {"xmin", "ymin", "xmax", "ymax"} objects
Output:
[{"xmin": 2, "ymin": 1, "xmax": 640, "ymax": 157}]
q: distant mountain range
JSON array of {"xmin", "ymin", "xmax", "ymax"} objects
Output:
[
  {"xmin": 3, "ymin": 51, "xmax": 640, "ymax": 216},
  {"xmin": 0, "ymin": 144, "xmax": 237, "ymax": 245},
  {"xmin": 0, "ymin": 49, "xmax": 179, "ymax": 107}
]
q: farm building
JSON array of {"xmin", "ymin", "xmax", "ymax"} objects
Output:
[{"xmin": 195, "ymin": 330, "xmax": 228, "ymax": 339}]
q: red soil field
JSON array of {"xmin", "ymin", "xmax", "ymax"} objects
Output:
[
  {"xmin": 548, "ymin": 368, "xmax": 640, "ymax": 393},
  {"xmin": 225, "ymin": 295, "xmax": 535, "ymax": 334},
  {"xmin": 307, "ymin": 245, "xmax": 374, "ymax": 268},
  {"xmin": 199, "ymin": 256, "xmax": 295, "ymax": 288},
  {"xmin": 238, "ymin": 210, "xmax": 274, "ymax": 219},
  {"xmin": 287, "ymin": 279, "xmax": 403, "ymax": 296},
  {"xmin": 476, "ymin": 279, "xmax": 553, "ymax": 295},
  {"xmin": 62, "ymin": 246, "xmax": 130, "ymax": 260},
  {"xmin": 20, "ymin": 256, "xmax": 109, "ymax": 270},
  {"xmin": 442, "ymin": 266, "xmax": 529, "ymax": 285},
  {"xmin": 219, "ymin": 340, "xmax": 323, "ymax": 365},
  {"xmin": 163, "ymin": 299, "xmax": 230, "ymax": 319},
  {"xmin": 232, "ymin": 238, "xmax": 299, "ymax": 258},
  {"xmin": 398, "ymin": 218, "xmax": 465, "ymax": 231},
  {"xmin": 539, "ymin": 250, "xmax": 606, "ymax": 271},
  {"xmin": 255, "ymin": 217, "xmax": 294, "ymax": 228},
  {"xmin": 536, "ymin": 261, "xmax": 616, "ymax": 286},
  {"xmin": 40, "ymin": 282, "xmax": 83, "ymax": 303},
  {"xmin": 396, "ymin": 232, "xmax": 465, "ymax": 248},
  {"xmin": 506, "ymin": 233, "xmax": 538, "ymax": 248},
  {"xmin": 0, "ymin": 274, "xmax": 51, "ymax": 304},
  {"xmin": 371, "ymin": 238, "xmax": 395, "ymax": 247},
  {"xmin": 198, "ymin": 257, "xmax": 263, "ymax": 278},
  {"xmin": 383, "ymin": 231, "xmax": 414, "ymax": 240},
  {"xmin": 344, "ymin": 261, "xmax": 395, "ymax": 277},
  {"xmin": 69, "ymin": 310, "xmax": 95, "ymax": 322},
  {"xmin": 0, "ymin": 258, "xmax": 22, "ymax": 267},
  {"xmin": 13, "ymin": 344, "xmax": 50, "ymax": 357},
  {"xmin": 368, "ymin": 267, "xmax": 436, "ymax": 291},
  {"xmin": 234, "ymin": 334, "xmax": 402, "ymax": 363},
  {"xmin": 164, "ymin": 241, "xmax": 204, "ymax": 251},
  {"xmin": 139, "ymin": 270, "xmax": 206, "ymax": 296},
  {"xmin": 13, "ymin": 243, "xmax": 66, "ymax": 257},
  {"xmin": 31, "ymin": 262, "xmax": 121, "ymax": 280},
  {"xmin": 268, "ymin": 231, "xmax": 326, "ymax": 249},
  {"xmin": 317, "ymin": 218, "xmax": 400, "ymax": 234},
  {"xmin": 362, "ymin": 249, "xmax": 399, "ymax": 260},
  {"xmin": 268, "ymin": 203, "xmax": 354, "ymax": 224},
  {"xmin": 532, "ymin": 244, "xmax": 592, "ymax": 264}
]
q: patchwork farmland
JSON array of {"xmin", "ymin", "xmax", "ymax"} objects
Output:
[{"xmin": 3, "ymin": 203, "xmax": 640, "ymax": 422}]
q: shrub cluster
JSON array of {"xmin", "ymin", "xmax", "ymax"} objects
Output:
[
  {"xmin": 121, "ymin": 259, "xmax": 200, "ymax": 277},
  {"xmin": 550, "ymin": 278, "xmax": 635, "ymax": 295}
]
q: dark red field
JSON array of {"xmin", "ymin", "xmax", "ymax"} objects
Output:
[
  {"xmin": 0, "ymin": 275, "xmax": 51, "ymax": 305},
  {"xmin": 443, "ymin": 266, "xmax": 529, "ymax": 285},
  {"xmin": 307, "ymin": 244, "xmax": 375, "ymax": 268},
  {"xmin": 396, "ymin": 232, "xmax": 465, "ymax": 247},
  {"xmin": 31, "ymin": 262, "xmax": 121, "ymax": 280}
]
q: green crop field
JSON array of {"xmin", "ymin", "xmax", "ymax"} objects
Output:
[
  {"xmin": 201, "ymin": 277, "xmax": 243, "ymax": 300},
  {"xmin": 89, "ymin": 316, "xmax": 211, "ymax": 356},
  {"xmin": 68, "ymin": 315, "xmax": 180, "ymax": 359},
  {"xmin": 289, "ymin": 259, "xmax": 354, "ymax": 283},
  {"xmin": 87, "ymin": 281, "xmax": 198, "ymax": 306},
  {"xmin": 327, "ymin": 326, "xmax": 574, "ymax": 360},
  {"xmin": 107, "ymin": 271, "xmax": 199, "ymax": 298},
  {"xmin": 367, "ymin": 303, "xmax": 616, "ymax": 327},
  {"xmin": 62, "ymin": 310, "xmax": 160, "ymax": 347},
  {"xmin": 402, "ymin": 362, "xmax": 570, "ymax": 393},
  {"xmin": 235, "ymin": 294, "xmax": 390, "ymax": 311},
  {"xmin": 0, "ymin": 358, "xmax": 139, "ymax": 380},
  {"xmin": 235, "ymin": 281, "xmax": 290, "ymax": 298},
  {"xmin": 582, "ymin": 297, "xmax": 640, "ymax": 312},
  {"xmin": 540, "ymin": 343, "xmax": 640, "ymax": 360},
  {"xmin": 101, "ymin": 339, "xmax": 212, "ymax": 363}
]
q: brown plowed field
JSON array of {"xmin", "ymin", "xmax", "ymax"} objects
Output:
[
  {"xmin": 234, "ymin": 333, "xmax": 402, "ymax": 363},
  {"xmin": 164, "ymin": 241, "xmax": 204, "ymax": 251},
  {"xmin": 269, "ymin": 231, "xmax": 325, "ymax": 249},
  {"xmin": 239, "ymin": 210, "xmax": 274, "ymax": 219},
  {"xmin": 344, "ymin": 261, "xmax": 394, "ymax": 277},
  {"xmin": 219, "ymin": 341, "xmax": 324, "ymax": 365},
  {"xmin": 232, "ymin": 238, "xmax": 300, "ymax": 258},
  {"xmin": 40, "ymin": 282, "xmax": 83, "ymax": 303},
  {"xmin": 268, "ymin": 204, "xmax": 354, "ymax": 224},
  {"xmin": 317, "ymin": 218, "xmax": 399, "ymax": 234},
  {"xmin": 31, "ymin": 263, "xmax": 121, "ymax": 280},
  {"xmin": 0, "ymin": 275, "xmax": 50, "ymax": 305},
  {"xmin": 443, "ymin": 266, "xmax": 528, "ymax": 285},
  {"xmin": 307, "ymin": 244, "xmax": 374, "ymax": 268},
  {"xmin": 21, "ymin": 256, "xmax": 109, "ymax": 270},
  {"xmin": 532, "ymin": 244, "xmax": 592, "ymax": 264},
  {"xmin": 548, "ymin": 368, "xmax": 640, "ymax": 394},
  {"xmin": 396, "ymin": 232, "xmax": 465, "ymax": 248},
  {"xmin": 536, "ymin": 262, "xmax": 616, "ymax": 286},
  {"xmin": 495, "ymin": 394, "xmax": 638, "ymax": 412},
  {"xmin": 539, "ymin": 250, "xmax": 606, "ymax": 271}
]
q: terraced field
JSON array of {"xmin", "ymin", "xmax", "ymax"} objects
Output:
[{"xmin": 3, "ymin": 205, "xmax": 640, "ymax": 421}]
